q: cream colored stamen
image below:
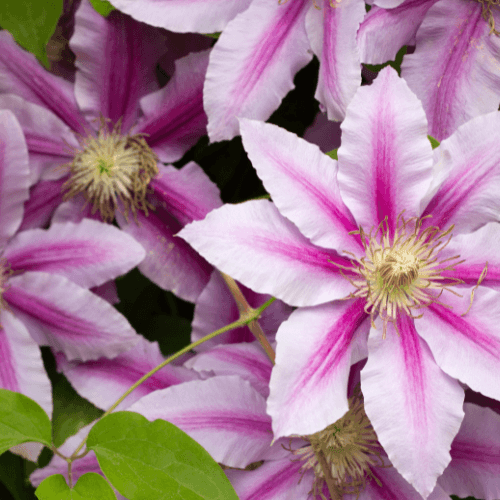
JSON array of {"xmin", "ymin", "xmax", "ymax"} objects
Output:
[
  {"xmin": 289, "ymin": 386, "xmax": 388, "ymax": 499},
  {"xmin": 61, "ymin": 117, "xmax": 159, "ymax": 223}
]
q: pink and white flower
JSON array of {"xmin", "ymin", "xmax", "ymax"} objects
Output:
[
  {"xmin": 179, "ymin": 66, "xmax": 500, "ymax": 497},
  {"xmin": 357, "ymin": 0, "xmax": 500, "ymax": 140},
  {"xmin": 0, "ymin": 109, "xmax": 145, "ymax": 461},
  {"xmin": 0, "ymin": 0, "xmax": 221, "ymax": 302}
]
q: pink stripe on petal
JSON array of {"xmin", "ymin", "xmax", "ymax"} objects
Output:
[
  {"xmin": 338, "ymin": 67, "xmax": 433, "ymax": 232},
  {"xmin": 362, "ymin": 315, "xmax": 464, "ymax": 499},
  {"xmin": 5, "ymin": 273, "xmax": 139, "ymax": 361},
  {"xmin": 268, "ymin": 299, "xmax": 369, "ymax": 438},
  {"xmin": 419, "ymin": 287, "xmax": 500, "ymax": 402},
  {"xmin": 240, "ymin": 119, "xmax": 362, "ymax": 254},
  {"xmin": 402, "ymin": 0, "xmax": 500, "ymax": 141},
  {"xmin": 0, "ymin": 328, "xmax": 19, "ymax": 391},
  {"xmin": 306, "ymin": 0, "xmax": 364, "ymax": 121},
  {"xmin": 421, "ymin": 113, "xmax": 500, "ymax": 235},
  {"xmin": 204, "ymin": 0, "xmax": 312, "ymax": 141}
]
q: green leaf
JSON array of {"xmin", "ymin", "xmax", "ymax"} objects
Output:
[
  {"xmin": 35, "ymin": 473, "xmax": 116, "ymax": 500},
  {"xmin": 87, "ymin": 412, "xmax": 239, "ymax": 500},
  {"xmin": 0, "ymin": 0, "xmax": 63, "ymax": 67},
  {"xmin": 0, "ymin": 389, "xmax": 52, "ymax": 455},
  {"xmin": 363, "ymin": 45, "xmax": 407, "ymax": 77},
  {"xmin": 88, "ymin": 0, "xmax": 115, "ymax": 17},
  {"xmin": 0, "ymin": 451, "xmax": 37, "ymax": 500},
  {"xmin": 325, "ymin": 148, "xmax": 338, "ymax": 160},
  {"xmin": 427, "ymin": 135, "xmax": 440, "ymax": 149},
  {"xmin": 202, "ymin": 32, "xmax": 220, "ymax": 39}
]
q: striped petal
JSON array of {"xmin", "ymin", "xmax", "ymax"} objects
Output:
[
  {"xmin": 71, "ymin": 0, "xmax": 168, "ymax": 131},
  {"xmin": 179, "ymin": 200, "xmax": 356, "ymax": 307},
  {"xmin": 439, "ymin": 222, "xmax": 500, "ymax": 290},
  {"xmin": 0, "ymin": 110, "xmax": 30, "ymax": 249},
  {"xmin": 421, "ymin": 112, "xmax": 500, "ymax": 235},
  {"xmin": 268, "ymin": 299, "xmax": 370, "ymax": 438},
  {"xmin": 337, "ymin": 66, "xmax": 433, "ymax": 233},
  {"xmin": 306, "ymin": 0, "xmax": 364, "ymax": 120},
  {"xmin": 106, "ymin": 0, "xmax": 251, "ymax": 33},
  {"xmin": 55, "ymin": 336, "xmax": 199, "ymax": 411},
  {"xmin": 0, "ymin": 310, "xmax": 52, "ymax": 462},
  {"xmin": 357, "ymin": 0, "xmax": 437, "ymax": 64},
  {"xmin": 5, "ymin": 272, "xmax": 140, "ymax": 361},
  {"xmin": 362, "ymin": 314, "xmax": 464, "ymax": 499},
  {"xmin": 186, "ymin": 342, "xmax": 273, "ymax": 398},
  {"xmin": 127, "ymin": 376, "xmax": 273, "ymax": 468},
  {"xmin": 135, "ymin": 50, "xmax": 210, "ymax": 163},
  {"xmin": 0, "ymin": 31, "xmax": 87, "ymax": 135},
  {"xmin": 204, "ymin": 0, "xmax": 312, "ymax": 141},
  {"xmin": 0, "ymin": 95, "xmax": 77, "ymax": 184},
  {"xmin": 401, "ymin": 0, "xmax": 500, "ymax": 140},
  {"xmin": 4, "ymin": 219, "xmax": 145, "ymax": 289},
  {"xmin": 437, "ymin": 403, "xmax": 500, "ymax": 500},
  {"xmin": 418, "ymin": 286, "xmax": 500, "ymax": 404},
  {"xmin": 240, "ymin": 119, "xmax": 361, "ymax": 255},
  {"xmin": 226, "ymin": 457, "xmax": 312, "ymax": 500}
]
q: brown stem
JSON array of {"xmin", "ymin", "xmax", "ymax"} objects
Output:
[{"xmin": 219, "ymin": 272, "xmax": 275, "ymax": 364}]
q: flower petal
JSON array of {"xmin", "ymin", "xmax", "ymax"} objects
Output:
[
  {"xmin": 439, "ymin": 222, "xmax": 500, "ymax": 290},
  {"xmin": 306, "ymin": 0, "xmax": 364, "ymax": 120},
  {"xmin": 190, "ymin": 271, "xmax": 291, "ymax": 352},
  {"xmin": 4, "ymin": 219, "xmax": 145, "ymax": 289},
  {"xmin": 18, "ymin": 179, "xmax": 67, "ymax": 231},
  {"xmin": 401, "ymin": 0, "xmax": 500, "ymax": 140},
  {"xmin": 179, "ymin": 200, "xmax": 356, "ymax": 307},
  {"xmin": 362, "ymin": 314, "xmax": 464, "ymax": 499},
  {"xmin": 437, "ymin": 403, "xmax": 500, "ymax": 500},
  {"xmin": 5, "ymin": 272, "xmax": 140, "ymax": 361},
  {"xmin": 239, "ymin": 119, "xmax": 361, "ymax": 255},
  {"xmin": 268, "ymin": 299, "xmax": 369, "ymax": 438},
  {"xmin": 135, "ymin": 50, "xmax": 210, "ymax": 163},
  {"xmin": 421, "ymin": 112, "xmax": 500, "ymax": 235},
  {"xmin": 150, "ymin": 162, "xmax": 222, "ymax": 226},
  {"xmin": 204, "ymin": 0, "xmax": 312, "ymax": 142},
  {"xmin": 0, "ymin": 95, "xmax": 77, "ymax": 184},
  {"xmin": 55, "ymin": 336, "xmax": 199, "ymax": 411},
  {"xmin": 106, "ymin": 0, "xmax": 251, "ymax": 33},
  {"xmin": 0, "ymin": 110, "xmax": 30, "ymax": 248},
  {"xmin": 419, "ymin": 286, "xmax": 500, "ymax": 403},
  {"xmin": 226, "ymin": 457, "xmax": 312, "ymax": 500},
  {"xmin": 116, "ymin": 205, "xmax": 213, "ymax": 304},
  {"xmin": 337, "ymin": 66, "xmax": 433, "ymax": 232},
  {"xmin": 186, "ymin": 342, "xmax": 273, "ymax": 398},
  {"xmin": 0, "ymin": 310, "xmax": 52, "ymax": 461},
  {"xmin": 127, "ymin": 376, "xmax": 273, "ymax": 468},
  {"xmin": 72, "ymin": 0, "xmax": 168, "ymax": 131},
  {"xmin": 0, "ymin": 31, "xmax": 87, "ymax": 134},
  {"xmin": 357, "ymin": 0, "xmax": 436, "ymax": 64}
]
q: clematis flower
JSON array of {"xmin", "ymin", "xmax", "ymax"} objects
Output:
[
  {"xmin": 180, "ymin": 66, "xmax": 500, "ymax": 497},
  {"xmin": 357, "ymin": 0, "xmax": 500, "ymax": 141},
  {"xmin": 0, "ymin": 0, "xmax": 221, "ymax": 302},
  {"xmin": 0, "ymin": 109, "xmax": 145, "ymax": 461},
  {"xmin": 108, "ymin": 0, "xmax": 366, "ymax": 142}
]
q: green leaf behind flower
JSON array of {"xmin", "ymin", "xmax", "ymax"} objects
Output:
[{"xmin": 35, "ymin": 473, "xmax": 116, "ymax": 500}]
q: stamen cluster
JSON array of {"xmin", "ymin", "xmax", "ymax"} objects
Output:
[
  {"xmin": 291, "ymin": 386, "xmax": 387, "ymax": 499},
  {"xmin": 341, "ymin": 213, "xmax": 463, "ymax": 337},
  {"xmin": 62, "ymin": 118, "xmax": 159, "ymax": 222}
]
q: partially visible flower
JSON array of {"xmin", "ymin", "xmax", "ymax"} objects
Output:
[
  {"xmin": 357, "ymin": 0, "xmax": 500, "ymax": 140},
  {"xmin": 179, "ymin": 67, "xmax": 500, "ymax": 497},
  {"xmin": 0, "ymin": 110, "xmax": 145, "ymax": 461},
  {"xmin": 0, "ymin": 0, "xmax": 220, "ymax": 302}
]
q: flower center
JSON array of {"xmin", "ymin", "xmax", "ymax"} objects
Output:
[
  {"xmin": 338, "ymin": 212, "xmax": 467, "ymax": 338},
  {"xmin": 290, "ymin": 386, "xmax": 387, "ymax": 498},
  {"xmin": 62, "ymin": 118, "xmax": 159, "ymax": 222},
  {"xmin": 476, "ymin": 0, "xmax": 500, "ymax": 35}
]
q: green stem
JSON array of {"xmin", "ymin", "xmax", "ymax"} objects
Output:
[{"xmin": 70, "ymin": 297, "xmax": 276, "ymax": 459}]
